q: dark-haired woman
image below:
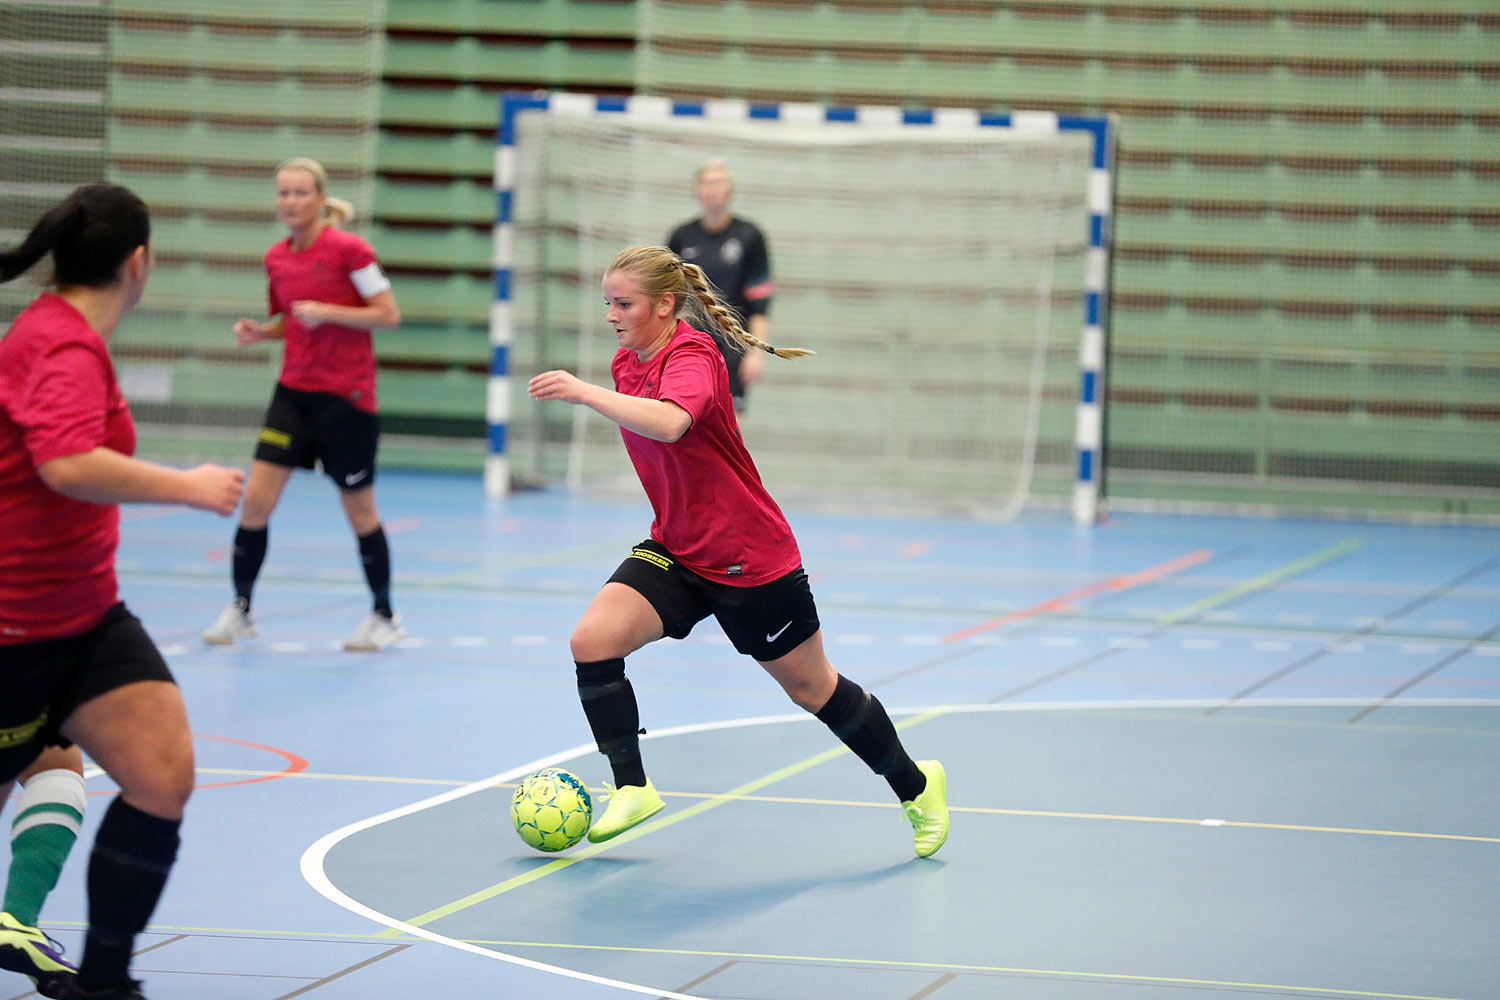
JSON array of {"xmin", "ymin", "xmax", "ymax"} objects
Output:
[{"xmin": 0, "ymin": 183, "xmax": 244, "ymax": 1000}]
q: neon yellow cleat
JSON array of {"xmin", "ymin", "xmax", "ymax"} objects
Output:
[
  {"xmin": 901, "ymin": 760, "xmax": 949, "ymax": 858},
  {"xmin": 586, "ymin": 780, "xmax": 665, "ymax": 843},
  {"xmin": 0, "ymin": 910, "xmax": 78, "ymax": 997}
]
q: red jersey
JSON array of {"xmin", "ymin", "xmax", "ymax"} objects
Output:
[
  {"xmin": 612, "ymin": 321, "xmax": 801, "ymax": 586},
  {"xmin": 0, "ymin": 293, "xmax": 134, "ymax": 641},
  {"xmin": 265, "ymin": 225, "xmax": 389, "ymax": 413}
]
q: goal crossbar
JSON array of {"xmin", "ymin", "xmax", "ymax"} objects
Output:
[{"xmin": 492, "ymin": 92, "xmax": 1116, "ymax": 523}]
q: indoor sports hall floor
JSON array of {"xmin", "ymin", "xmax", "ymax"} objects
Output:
[{"xmin": 6, "ymin": 468, "xmax": 1498, "ymax": 1000}]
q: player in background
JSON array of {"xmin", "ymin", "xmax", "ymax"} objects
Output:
[
  {"xmin": 202, "ymin": 157, "xmax": 406, "ymax": 651},
  {"xmin": 527, "ymin": 245, "xmax": 949, "ymax": 858},
  {"xmin": 666, "ymin": 160, "xmax": 773, "ymax": 413},
  {"xmin": 0, "ymin": 183, "xmax": 245, "ymax": 1000}
]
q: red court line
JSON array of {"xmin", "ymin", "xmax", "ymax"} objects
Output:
[
  {"xmin": 70, "ymin": 734, "xmax": 310, "ymax": 798},
  {"xmin": 191, "ymin": 733, "xmax": 309, "ymax": 790},
  {"xmin": 943, "ymin": 548, "xmax": 1213, "ymax": 644}
]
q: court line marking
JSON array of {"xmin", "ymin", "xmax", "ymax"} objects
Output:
[
  {"xmin": 1160, "ymin": 538, "xmax": 1362, "ymax": 624},
  {"xmin": 1213, "ymin": 552, "xmax": 1494, "ymax": 714},
  {"xmin": 301, "ymin": 736, "xmax": 702, "ymax": 1000},
  {"xmin": 302, "ymin": 700, "xmax": 1500, "ymax": 1000},
  {"xmin": 195, "ymin": 768, "xmax": 471, "ymax": 786},
  {"xmin": 400, "ymin": 937, "xmax": 1479, "ymax": 1000},
  {"xmin": 192, "ymin": 734, "xmax": 308, "ymax": 790},
  {"xmin": 1353, "ymin": 619, "xmax": 1500, "ymax": 724},
  {"xmin": 29, "ymin": 921, "xmax": 1476, "ymax": 1000},
  {"xmin": 377, "ymin": 710, "xmax": 945, "ymax": 936},
  {"xmin": 944, "ymin": 548, "xmax": 1213, "ymax": 643},
  {"xmin": 302, "ymin": 710, "xmax": 943, "ymax": 1000},
  {"xmin": 988, "ymin": 540, "xmax": 1365, "ymax": 702},
  {"xmin": 608, "ymin": 792, "xmax": 1500, "ymax": 845}
]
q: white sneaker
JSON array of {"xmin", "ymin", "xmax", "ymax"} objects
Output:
[
  {"xmin": 343, "ymin": 611, "xmax": 405, "ymax": 651},
  {"xmin": 203, "ymin": 601, "xmax": 256, "ymax": 645}
]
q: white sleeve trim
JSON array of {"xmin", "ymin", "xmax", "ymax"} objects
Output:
[{"xmin": 349, "ymin": 261, "xmax": 391, "ymax": 298}]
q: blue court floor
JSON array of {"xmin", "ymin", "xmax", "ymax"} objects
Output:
[{"xmin": 5, "ymin": 469, "xmax": 1498, "ymax": 1000}]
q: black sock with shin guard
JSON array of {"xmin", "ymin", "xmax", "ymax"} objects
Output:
[
  {"xmin": 575, "ymin": 658, "xmax": 647, "ymax": 788},
  {"xmin": 357, "ymin": 526, "xmax": 393, "ymax": 616},
  {"xmin": 78, "ymin": 798, "xmax": 181, "ymax": 991},
  {"xmin": 815, "ymin": 674, "xmax": 926, "ymax": 803},
  {"xmin": 231, "ymin": 526, "xmax": 268, "ymax": 607}
]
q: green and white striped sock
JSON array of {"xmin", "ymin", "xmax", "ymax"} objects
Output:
[{"xmin": 4, "ymin": 767, "xmax": 85, "ymax": 926}]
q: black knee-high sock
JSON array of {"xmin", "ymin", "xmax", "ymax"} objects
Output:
[
  {"xmin": 357, "ymin": 526, "xmax": 393, "ymax": 616},
  {"xmin": 576, "ymin": 658, "xmax": 646, "ymax": 787},
  {"xmin": 815, "ymin": 674, "xmax": 926, "ymax": 803},
  {"xmin": 232, "ymin": 526, "xmax": 268, "ymax": 607},
  {"xmin": 79, "ymin": 799, "xmax": 181, "ymax": 990}
]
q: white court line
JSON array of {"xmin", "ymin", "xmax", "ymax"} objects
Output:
[
  {"xmin": 301, "ymin": 698, "xmax": 1500, "ymax": 1000},
  {"xmin": 302, "ymin": 715, "xmax": 809, "ymax": 1000}
]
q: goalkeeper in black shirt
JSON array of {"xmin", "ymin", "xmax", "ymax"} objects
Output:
[{"xmin": 666, "ymin": 160, "xmax": 774, "ymax": 412}]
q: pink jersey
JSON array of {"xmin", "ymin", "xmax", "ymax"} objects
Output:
[
  {"xmin": 612, "ymin": 321, "xmax": 801, "ymax": 586},
  {"xmin": 265, "ymin": 226, "xmax": 388, "ymax": 412},
  {"xmin": 0, "ymin": 293, "xmax": 134, "ymax": 641}
]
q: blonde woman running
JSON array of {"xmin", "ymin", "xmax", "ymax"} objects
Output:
[{"xmin": 528, "ymin": 245, "xmax": 948, "ymax": 857}]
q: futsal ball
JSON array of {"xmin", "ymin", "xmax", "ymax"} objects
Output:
[{"xmin": 511, "ymin": 768, "xmax": 593, "ymax": 852}]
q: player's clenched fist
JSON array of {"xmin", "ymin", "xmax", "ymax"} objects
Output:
[{"xmin": 186, "ymin": 464, "xmax": 245, "ymax": 515}]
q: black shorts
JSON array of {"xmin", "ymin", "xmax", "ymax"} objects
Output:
[
  {"xmin": 0, "ymin": 603, "xmax": 176, "ymax": 784},
  {"xmin": 254, "ymin": 383, "xmax": 380, "ymax": 491},
  {"xmin": 607, "ymin": 540, "xmax": 820, "ymax": 661}
]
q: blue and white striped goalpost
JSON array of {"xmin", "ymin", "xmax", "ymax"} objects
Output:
[{"xmin": 491, "ymin": 92, "xmax": 1116, "ymax": 523}]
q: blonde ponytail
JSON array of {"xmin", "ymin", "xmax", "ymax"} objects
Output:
[
  {"xmin": 677, "ymin": 262, "xmax": 811, "ymax": 359},
  {"xmin": 323, "ymin": 197, "xmax": 355, "ymax": 226}
]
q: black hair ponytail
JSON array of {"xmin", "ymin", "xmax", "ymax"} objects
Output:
[{"xmin": 0, "ymin": 183, "xmax": 150, "ymax": 287}]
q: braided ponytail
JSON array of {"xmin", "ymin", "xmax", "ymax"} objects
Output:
[
  {"xmin": 678, "ymin": 262, "xmax": 813, "ymax": 360},
  {"xmin": 606, "ymin": 245, "xmax": 813, "ymax": 361}
]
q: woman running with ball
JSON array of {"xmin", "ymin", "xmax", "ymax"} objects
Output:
[{"xmin": 528, "ymin": 245, "xmax": 948, "ymax": 857}]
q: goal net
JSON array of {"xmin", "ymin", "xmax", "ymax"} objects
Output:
[{"xmin": 500, "ymin": 96, "xmax": 1112, "ymax": 519}]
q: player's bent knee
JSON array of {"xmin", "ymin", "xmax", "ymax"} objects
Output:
[
  {"xmin": 782, "ymin": 681, "xmax": 827, "ymax": 713},
  {"xmin": 121, "ymin": 773, "xmax": 192, "ymax": 819},
  {"xmin": 570, "ymin": 621, "xmax": 636, "ymax": 663},
  {"xmin": 569, "ymin": 630, "xmax": 614, "ymax": 664}
]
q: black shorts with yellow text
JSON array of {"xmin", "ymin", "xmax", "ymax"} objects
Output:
[
  {"xmin": 606, "ymin": 539, "xmax": 819, "ymax": 661},
  {"xmin": 1, "ymin": 603, "xmax": 176, "ymax": 784},
  {"xmin": 254, "ymin": 382, "xmax": 379, "ymax": 491}
]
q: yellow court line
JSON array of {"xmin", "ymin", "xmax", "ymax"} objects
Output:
[
  {"xmin": 376, "ymin": 709, "xmax": 948, "ymax": 937},
  {"xmin": 641, "ymin": 791, "xmax": 1500, "ymax": 845},
  {"xmin": 35, "ymin": 921, "xmax": 1479, "ymax": 1000},
  {"xmin": 403, "ymin": 937, "xmax": 1479, "ymax": 1000},
  {"xmin": 201, "ymin": 770, "xmax": 1500, "ymax": 843},
  {"xmin": 379, "ymin": 697, "xmax": 1494, "ymax": 940},
  {"xmin": 1161, "ymin": 538, "xmax": 1363, "ymax": 624},
  {"xmin": 1066, "ymin": 707, "xmax": 1500, "ymax": 740},
  {"xmin": 195, "ymin": 768, "xmax": 470, "ymax": 786}
]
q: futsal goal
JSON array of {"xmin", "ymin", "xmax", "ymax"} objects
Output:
[{"xmin": 493, "ymin": 93, "xmax": 1116, "ymax": 522}]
